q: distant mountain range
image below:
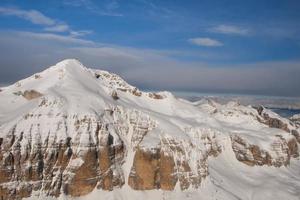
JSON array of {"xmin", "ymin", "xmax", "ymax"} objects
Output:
[{"xmin": 174, "ymin": 92, "xmax": 300, "ymax": 110}]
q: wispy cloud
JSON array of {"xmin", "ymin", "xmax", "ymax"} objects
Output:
[
  {"xmin": 188, "ymin": 37, "xmax": 223, "ymax": 47},
  {"xmin": 63, "ymin": 0, "xmax": 123, "ymax": 16},
  {"xmin": 209, "ymin": 24, "xmax": 250, "ymax": 36},
  {"xmin": 0, "ymin": 6, "xmax": 93, "ymax": 38},
  {"xmin": 0, "ymin": 7, "xmax": 55, "ymax": 25},
  {"xmin": 44, "ymin": 24, "xmax": 70, "ymax": 32},
  {"xmin": 105, "ymin": 0, "xmax": 120, "ymax": 10},
  {"xmin": 63, "ymin": 0, "xmax": 92, "ymax": 7},
  {"xmin": 45, "ymin": 24, "xmax": 92, "ymax": 37},
  {"xmin": 70, "ymin": 30, "xmax": 93, "ymax": 37},
  {"xmin": 19, "ymin": 31, "xmax": 95, "ymax": 45},
  {"xmin": 138, "ymin": 0, "xmax": 173, "ymax": 18}
]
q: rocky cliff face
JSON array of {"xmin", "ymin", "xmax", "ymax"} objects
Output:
[
  {"xmin": 0, "ymin": 59, "xmax": 299, "ymax": 200},
  {"xmin": 128, "ymin": 133, "xmax": 221, "ymax": 191},
  {"xmin": 0, "ymin": 105, "xmax": 222, "ymax": 199},
  {"xmin": 0, "ymin": 113, "xmax": 125, "ymax": 199},
  {"xmin": 231, "ymin": 134, "xmax": 298, "ymax": 167}
]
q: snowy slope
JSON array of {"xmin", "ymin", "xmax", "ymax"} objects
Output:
[{"xmin": 0, "ymin": 59, "xmax": 299, "ymax": 200}]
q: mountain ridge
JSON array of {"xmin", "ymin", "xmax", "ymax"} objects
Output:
[{"xmin": 0, "ymin": 59, "xmax": 299, "ymax": 200}]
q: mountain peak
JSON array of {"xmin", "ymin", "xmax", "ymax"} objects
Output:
[
  {"xmin": 54, "ymin": 58, "xmax": 86, "ymax": 70},
  {"xmin": 56, "ymin": 58, "xmax": 81, "ymax": 65}
]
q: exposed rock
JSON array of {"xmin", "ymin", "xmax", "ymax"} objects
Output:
[
  {"xmin": 98, "ymin": 146, "xmax": 113, "ymax": 190},
  {"xmin": 128, "ymin": 148, "xmax": 161, "ymax": 190},
  {"xmin": 231, "ymin": 135, "xmax": 273, "ymax": 166},
  {"xmin": 98, "ymin": 137, "xmax": 125, "ymax": 191},
  {"xmin": 148, "ymin": 93, "xmax": 164, "ymax": 99},
  {"xmin": 95, "ymin": 73, "xmax": 101, "ymax": 79},
  {"xmin": 256, "ymin": 105, "xmax": 264, "ymax": 116},
  {"xmin": 159, "ymin": 152, "xmax": 176, "ymax": 190},
  {"xmin": 111, "ymin": 91, "xmax": 119, "ymax": 100},
  {"xmin": 34, "ymin": 74, "xmax": 41, "ymax": 79},
  {"xmin": 128, "ymin": 133, "xmax": 220, "ymax": 191},
  {"xmin": 256, "ymin": 106, "xmax": 290, "ymax": 132},
  {"xmin": 0, "ymin": 114, "xmax": 127, "ymax": 199},
  {"xmin": 22, "ymin": 90, "xmax": 43, "ymax": 100},
  {"xmin": 291, "ymin": 130, "xmax": 300, "ymax": 143},
  {"xmin": 263, "ymin": 114, "xmax": 290, "ymax": 132},
  {"xmin": 231, "ymin": 135, "xmax": 298, "ymax": 167},
  {"xmin": 63, "ymin": 149, "xmax": 98, "ymax": 196},
  {"xmin": 287, "ymin": 138, "xmax": 299, "ymax": 158},
  {"xmin": 132, "ymin": 88, "xmax": 142, "ymax": 97},
  {"xmin": 0, "ymin": 183, "xmax": 32, "ymax": 200},
  {"xmin": 128, "ymin": 148, "xmax": 178, "ymax": 191}
]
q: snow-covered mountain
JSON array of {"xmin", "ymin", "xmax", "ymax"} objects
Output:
[{"xmin": 0, "ymin": 59, "xmax": 299, "ymax": 200}]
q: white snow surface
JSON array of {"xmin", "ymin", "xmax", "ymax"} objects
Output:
[
  {"xmin": 291, "ymin": 114, "xmax": 300, "ymax": 120},
  {"xmin": 0, "ymin": 59, "xmax": 299, "ymax": 200}
]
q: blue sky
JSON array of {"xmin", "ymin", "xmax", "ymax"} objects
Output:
[{"xmin": 0, "ymin": 0, "xmax": 300, "ymax": 96}]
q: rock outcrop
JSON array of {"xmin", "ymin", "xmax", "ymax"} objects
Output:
[
  {"xmin": 129, "ymin": 132, "xmax": 221, "ymax": 191},
  {"xmin": 22, "ymin": 90, "xmax": 43, "ymax": 100},
  {"xmin": 231, "ymin": 134, "xmax": 298, "ymax": 167},
  {"xmin": 256, "ymin": 106, "xmax": 292, "ymax": 132},
  {"xmin": 0, "ymin": 115, "xmax": 126, "ymax": 199}
]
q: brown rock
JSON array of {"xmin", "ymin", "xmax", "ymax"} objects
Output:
[
  {"xmin": 22, "ymin": 90, "xmax": 43, "ymax": 100},
  {"xmin": 256, "ymin": 107, "xmax": 290, "ymax": 132},
  {"xmin": 98, "ymin": 146, "xmax": 113, "ymax": 190},
  {"xmin": 111, "ymin": 91, "xmax": 119, "ymax": 100},
  {"xmin": 132, "ymin": 88, "xmax": 142, "ymax": 97},
  {"xmin": 231, "ymin": 134, "xmax": 299, "ymax": 167},
  {"xmin": 34, "ymin": 74, "xmax": 41, "ymax": 79},
  {"xmin": 129, "ymin": 146, "xmax": 198, "ymax": 191},
  {"xmin": 128, "ymin": 148, "xmax": 160, "ymax": 190},
  {"xmin": 64, "ymin": 148, "xmax": 98, "ymax": 196},
  {"xmin": 291, "ymin": 130, "xmax": 300, "ymax": 143},
  {"xmin": 148, "ymin": 93, "xmax": 164, "ymax": 99},
  {"xmin": 159, "ymin": 152, "xmax": 177, "ymax": 190},
  {"xmin": 250, "ymin": 145, "xmax": 272, "ymax": 166},
  {"xmin": 0, "ymin": 152, "xmax": 14, "ymax": 183},
  {"xmin": 178, "ymin": 161, "xmax": 191, "ymax": 190},
  {"xmin": 287, "ymin": 138, "xmax": 299, "ymax": 158},
  {"xmin": 231, "ymin": 135, "xmax": 272, "ymax": 166}
]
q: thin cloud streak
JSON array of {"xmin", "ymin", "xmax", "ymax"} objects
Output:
[
  {"xmin": 63, "ymin": 0, "xmax": 123, "ymax": 16},
  {"xmin": 209, "ymin": 24, "xmax": 250, "ymax": 35},
  {"xmin": 44, "ymin": 24, "xmax": 70, "ymax": 32},
  {"xmin": 188, "ymin": 37, "xmax": 223, "ymax": 47},
  {"xmin": 17, "ymin": 31, "xmax": 95, "ymax": 45},
  {"xmin": 0, "ymin": 7, "xmax": 55, "ymax": 25},
  {"xmin": 0, "ymin": 6, "xmax": 93, "ymax": 37}
]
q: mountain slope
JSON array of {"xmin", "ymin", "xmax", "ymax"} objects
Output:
[{"xmin": 0, "ymin": 59, "xmax": 299, "ymax": 200}]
